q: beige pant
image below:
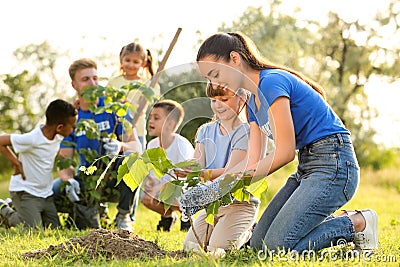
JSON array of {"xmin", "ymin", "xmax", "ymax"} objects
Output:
[{"xmin": 183, "ymin": 202, "xmax": 258, "ymax": 253}]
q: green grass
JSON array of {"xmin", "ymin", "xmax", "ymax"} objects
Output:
[{"xmin": 0, "ymin": 166, "xmax": 399, "ymax": 266}]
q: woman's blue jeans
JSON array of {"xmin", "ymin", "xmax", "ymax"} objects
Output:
[{"xmin": 250, "ymin": 133, "xmax": 360, "ymax": 252}]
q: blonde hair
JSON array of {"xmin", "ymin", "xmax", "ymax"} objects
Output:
[{"xmin": 68, "ymin": 58, "xmax": 97, "ymax": 81}]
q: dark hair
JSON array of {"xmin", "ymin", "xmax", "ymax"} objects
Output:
[
  {"xmin": 120, "ymin": 42, "xmax": 154, "ymax": 77},
  {"xmin": 197, "ymin": 32, "xmax": 326, "ymax": 99},
  {"xmin": 68, "ymin": 58, "xmax": 97, "ymax": 81},
  {"xmin": 153, "ymin": 99, "xmax": 184, "ymax": 130},
  {"xmin": 46, "ymin": 99, "xmax": 77, "ymax": 125},
  {"xmin": 205, "ymin": 82, "xmax": 247, "ymax": 99}
]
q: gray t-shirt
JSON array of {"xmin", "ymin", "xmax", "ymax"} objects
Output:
[{"xmin": 195, "ymin": 121, "xmax": 249, "ymax": 169}]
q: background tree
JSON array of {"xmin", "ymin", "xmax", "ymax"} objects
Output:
[
  {"xmin": 0, "ymin": 38, "xmax": 119, "ymax": 175},
  {"xmin": 153, "ymin": 64, "xmax": 212, "ymax": 144},
  {"xmin": 0, "ymin": 71, "xmax": 40, "ymax": 134},
  {"xmin": 219, "ymin": 0, "xmax": 400, "ymax": 168},
  {"xmin": 0, "ymin": 41, "xmax": 68, "ymax": 134}
]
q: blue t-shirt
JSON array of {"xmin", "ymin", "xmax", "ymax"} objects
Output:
[
  {"xmin": 247, "ymin": 69, "xmax": 349, "ymax": 149},
  {"xmin": 61, "ymin": 97, "xmax": 124, "ymax": 166},
  {"xmin": 195, "ymin": 121, "xmax": 249, "ymax": 169}
]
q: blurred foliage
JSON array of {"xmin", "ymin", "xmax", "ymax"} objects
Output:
[
  {"xmin": 55, "ymin": 83, "xmax": 156, "ymax": 206},
  {"xmin": 151, "ymin": 65, "xmax": 213, "ymax": 144}
]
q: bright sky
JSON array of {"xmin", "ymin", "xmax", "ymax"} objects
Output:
[{"xmin": 1, "ymin": 0, "xmax": 398, "ymax": 147}]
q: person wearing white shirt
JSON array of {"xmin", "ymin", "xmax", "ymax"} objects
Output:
[{"xmin": 0, "ymin": 99, "xmax": 77, "ymax": 228}]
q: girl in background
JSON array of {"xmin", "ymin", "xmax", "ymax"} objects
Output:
[
  {"xmin": 107, "ymin": 42, "xmax": 160, "ymax": 222},
  {"xmin": 107, "ymin": 42, "xmax": 160, "ymax": 151}
]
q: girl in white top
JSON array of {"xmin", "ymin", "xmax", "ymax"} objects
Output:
[{"xmin": 107, "ymin": 42, "xmax": 160, "ymax": 150}]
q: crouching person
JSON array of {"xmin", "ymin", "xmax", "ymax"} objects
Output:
[{"xmin": 0, "ymin": 99, "xmax": 77, "ymax": 228}]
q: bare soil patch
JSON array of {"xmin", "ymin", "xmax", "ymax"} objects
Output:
[{"xmin": 21, "ymin": 229, "xmax": 187, "ymax": 260}]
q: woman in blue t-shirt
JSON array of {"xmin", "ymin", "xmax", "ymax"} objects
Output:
[{"xmin": 193, "ymin": 32, "xmax": 378, "ymax": 253}]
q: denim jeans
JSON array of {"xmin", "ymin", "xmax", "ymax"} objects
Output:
[{"xmin": 250, "ymin": 133, "xmax": 360, "ymax": 252}]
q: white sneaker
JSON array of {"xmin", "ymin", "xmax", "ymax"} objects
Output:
[
  {"xmin": 115, "ymin": 213, "xmax": 133, "ymax": 232},
  {"xmin": 0, "ymin": 199, "xmax": 6, "ymax": 209},
  {"xmin": 354, "ymin": 209, "xmax": 378, "ymax": 251}
]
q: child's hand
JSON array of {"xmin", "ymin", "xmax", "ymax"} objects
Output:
[
  {"xmin": 173, "ymin": 168, "xmax": 190, "ymax": 178},
  {"xmin": 13, "ymin": 161, "xmax": 26, "ymax": 180},
  {"xmin": 240, "ymin": 169, "xmax": 256, "ymax": 181}
]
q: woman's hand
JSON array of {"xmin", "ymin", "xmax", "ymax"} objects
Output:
[{"xmin": 200, "ymin": 169, "xmax": 213, "ymax": 182}]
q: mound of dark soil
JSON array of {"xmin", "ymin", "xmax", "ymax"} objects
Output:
[{"xmin": 21, "ymin": 229, "xmax": 186, "ymax": 260}]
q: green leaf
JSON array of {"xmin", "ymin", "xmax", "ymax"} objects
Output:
[
  {"xmin": 186, "ymin": 171, "xmax": 202, "ymax": 181},
  {"xmin": 138, "ymin": 85, "xmax": 156, "ymax": 102},
  {"xmin": 205, "ymin": 201, "xmax": 220, "ymax": 225},
  {"xmin": 56, "ymin": 156, "xmax": 76, "ymax": 170},
  {"xmin": 123, "ymin": 152, "xmax": 140, "ymax": 167},
  {"xmin": 90, "ymin": 191, "xmax": 102, "ymax": 200},
  {"xmin": 60, "ymin": 140, "xmax": 76, "ymax": 147},
  {"xmin": 231, "ymin": 179, "xmax": 250, "ymax": 203},
  {"xmin": 158, "ymin": 180, "xmax": 183, "ymax": 212},
  {"xmin": 142, "ymin": 147, "xmax": 173, "ymax": 173},
  {"xmin": 116, "ymin": 153, "xmax": 142, "ymax": 188},
  {"xmin": 78, "ymin": 148, "xmax": 100, "ymax": 164},
  {"xmin": 121, "ymin": 159, "xmax": 149, "ymax": 191},
  {"xmin": 219, "ymin": 173, "xmax": 237, "ymax": 196},
  {"xmin": 246, "ymin": 175, "xmax": 268, "ymax": 199},
  {"xmin": 174, "ymin": 160, "xmax": 201, "ymax": 169},
  {"xmin": 241, "ymin": 171, "xmax": 254, "ymax": 186},
  {"xmin": 104, "ymin": 96, "xmax": 113, "ymax": 105},
  {"xmin": 116, "ymin": 107, "xmax": 127, "ymax": 117},
  {"xmin": 148, "ymin": 163, "xmax": 164, "ymax": 179},
  {"xmin": 96, "ymin": 106, "xmax": 106, "ymax": 114},
  {"xmin": 75, "ymin": 119, "xmax": 100, "ymax": 140},
  {"xmin": 125, "ymin": 81, "xmax": 156, "ymax": 103},
  {"xmin": 126, "ymin": 102, "xmax": 137, "ymax": 113},
  {"xmin": 174, "ymin": 160, "xmax": 203, "ymax": 181},
  {"xmin": 220, "ymin": 193, "xmax": 233, "ymax": 206}
]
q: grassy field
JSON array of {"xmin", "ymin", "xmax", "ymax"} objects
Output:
[{"xmin": 0, "ymin": 165, "xmax": 399, "ymax": 266}]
